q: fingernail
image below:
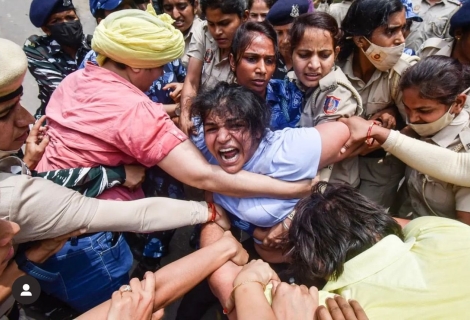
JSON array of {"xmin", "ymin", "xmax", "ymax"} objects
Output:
[{"xmin": 79, "ymin": 228, "xmax": 87, "ymax": 233}]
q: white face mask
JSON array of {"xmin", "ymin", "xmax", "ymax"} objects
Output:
[
  {"xmin": 407, "ymin": 87, "xmax": 470, "ymax": 137},
  {"xmin": 407, "ymin": 104, "xmax": 455, "ymax": 137},
  {"xmin": 361, "ymin": 38, "xmax": 405, "ymax": 72}
]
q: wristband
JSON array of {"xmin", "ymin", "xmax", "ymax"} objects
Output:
[
  {"xmin": 207, "ymin": 202, "xmax": 217, "ymax": 222},
  {"xmin": 366, "ymin": 121, "xmax": 380, "ymax": 146}
]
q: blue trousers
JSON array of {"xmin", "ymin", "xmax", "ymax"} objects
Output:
[{"xmin": 25, "ymin": 232, "xmax": 132, "ymax": 312}]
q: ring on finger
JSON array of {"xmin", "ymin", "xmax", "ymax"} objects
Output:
[{"xmin": 119, "ymin": 285, "xmax": 132, "ymax": 294}]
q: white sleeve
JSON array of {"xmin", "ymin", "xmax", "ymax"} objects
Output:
[
  {"xmin": 383, "ymin": 131, "xmax": 470, "ymax": 187},
  {"xmin": 2, "ymin": 174, "xmax": 208, "ymax": 243}
]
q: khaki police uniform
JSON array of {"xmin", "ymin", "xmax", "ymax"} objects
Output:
[
  {"xmin": 181, "ymin": 17, "xmax": 204, "ymax": 68},
  {"xmin": 405, "ymin": 110, "xmax": 470, "ymax": 220},
  {"xmin": 417, "ymin": 37, "xmax": 454, "ymax": 58},
  {"xmin": 299, "ymin": 66, "xmax": 363, "ymax": 186},
  {"xmin": 338, "ymin": 53, "xmax": 418, "ymax": 207},
  {"xmin": 406, "ymin": 0, "xmax": 461, "ymax": 52},
  {"xmin": 186, "ymin": 20, "xmax": 234, "ymax": 90},
  {"xmin": 328, "ymin": 1, "xmax": 353, "ymax": 27}
]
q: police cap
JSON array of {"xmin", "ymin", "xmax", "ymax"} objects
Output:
[
  {"xmin": 450, "ymin": 2, "xmax": 470, "ymax": 37},
  {"xmin": 29, "ymin": 0, "xmax": 75, "ymax": 28},
  {"xmin": 266, "ymin": 0, "xmax": 309, "ymax": 26}
]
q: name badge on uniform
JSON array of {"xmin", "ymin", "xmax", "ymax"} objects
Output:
[
  {"xmin": 204, "ymin": 49, "xmax": 214, "ymax": 63},
  {"xmin": 413, "ymin": 5, "xmax": 420, "ymax": 13},
  {"xmin": 324, "ymin": 96, "xmax": 341, "ymax": 114}
]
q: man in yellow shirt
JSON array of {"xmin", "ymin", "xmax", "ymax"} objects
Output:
[{"xmin": 288, "ymin": 182, "xmax": 470, "ymax": 320}]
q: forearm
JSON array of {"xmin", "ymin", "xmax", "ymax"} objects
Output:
[
  {"xmin": 159, "ymin": 141, "xmax": 311, "ymax": 199},
  {"xmin": 180, "ymin": 77, "xmax": 199, "ymax": 118},
  {"xmin": 78, "ymin": 237, "xmax": 239, "ymax": 319},
  {"xmin": 382, "ymin": 130, "xmax": 470, "ymax": 187},
  {"xmin": 201, "ymin": 224, "xmax": 241, "ymax": 313},
  {"xmin": 0, "ymin": 262, "xmax": 24, "ymax": 303},
  {"xmin": 233, "ymin": 284, "xmax": 275, "ymax": 320},
  {"xmin": 11, "ymin": 175, "xmax": 209, "ymax": 242},
  {"xmin": 88, "ymin": 199, "xmax": 210, "ymax": 233},
  {"xmin": 163, "ymin": 104, "xmax": 178, "ymax": 118}
]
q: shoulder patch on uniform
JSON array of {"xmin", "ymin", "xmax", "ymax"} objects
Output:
[
  {"xmin": 324, "ymin": 96, "xmax": 340, "ymax": 114},
  {"xmin": 204, "ymin": 49, "xmax": 214, "ymax": 63}
]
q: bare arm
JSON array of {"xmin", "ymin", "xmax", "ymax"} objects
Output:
[
  {"xmin": 315, "ymin": 122, "xmax": 351, "ymax": 169},
  {"xmin": 158, "ymin": 140, "xmax": 312, "ymax": 199},
  {"xmin": 200, "ymin": 223, "xmax": 242, "ymax": 319},
  {"xmin": 77, "ymin": 232, "xmax": 248, "ymax": 319},
  {"xmin": 179, "ymin": 57, "xmax": 203, "ymax": 135}
]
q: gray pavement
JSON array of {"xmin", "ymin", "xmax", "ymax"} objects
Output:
[{"xmin": 0, "ymin": 2, "xmax": 209, "ymax": 319}]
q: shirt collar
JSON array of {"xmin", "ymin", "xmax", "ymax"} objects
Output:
[
  {"xmin": 322, "ymin": 235, "xmax": 416, "ymax": 292},
  {"xmin": 430, "ymin": 110, "xmax": 470, "ymax": 147},
  {"xmin": 342, "ymin": 53, "xmax": 384, "ymax": 87}
]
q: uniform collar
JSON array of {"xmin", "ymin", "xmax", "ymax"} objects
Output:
[
  {"xmin": 185, "ymin": 17, "xmax": 203, "ymax": 42},
  {"xmin": 436, "ymin": 39, "xmax": 454, "ymax": 56},
  {"xmin": 342, "ymin": 53, "xmax": 384, "ymax": 88},
  {"xmin": 322, "ymin": 235, "xmax": 417, "ymax": 292},
  {"xmin": 430, "ymin": 110, "xmax": 470, "ymax": 147}
]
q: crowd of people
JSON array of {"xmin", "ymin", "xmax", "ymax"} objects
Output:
[{"xmin": 1, "ymin": 0, "xmax": 470, "ymax": 319}]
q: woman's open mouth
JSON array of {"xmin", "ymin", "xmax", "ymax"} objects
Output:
[{"xmin": 219, "ymin": 147, "xmax": 240, "ymax": 164}]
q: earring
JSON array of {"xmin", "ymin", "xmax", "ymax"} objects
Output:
[{"xmin": 456, "ymin": 36, "xmax": 461, "ymax": 41}]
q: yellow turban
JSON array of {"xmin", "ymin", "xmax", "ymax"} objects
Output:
[
  {"xmin": 92, "ymin": 9, "xmax": 184, "ymax": 69},
  {"xmin": 0, "ymin": 38, "xmax": 28, "ymax": 99}
]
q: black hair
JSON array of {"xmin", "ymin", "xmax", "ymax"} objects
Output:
[
  {"xmin": 157, "ymin": 0, "xmax": 196, "ymax": 12},
  {"xmin": 230, "ymin": 21, "xmax": 279, "ymax": 67},
  {"xmin": 247, "ymin": 0, "xmax": 274, "ymax": 11},
  {"xmin": 190, "ymin": 82, "xmax": 271, "ymax": 142},
  {"xmin": 93, "ymin": 0, "xmax": 138, "ymax": 19},
  {"xmin": 290, "ymin": 12, "xmax": 341, "ymax": 53},
  {"xmin": 287, "ymin": 182, "xmax": 404, "ymax": 283},
  {"xmin": 338, "ymin": 0, "xmax": 404, "ymax": 62},
  {"xmin": 400, "ymin": 55, "xmax": 470, "ymax": 106},
  {"xmin": 200, "ymin": 0, "xmax": 245, "ymax": 17}
]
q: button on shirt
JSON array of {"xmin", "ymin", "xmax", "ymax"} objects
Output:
[
  {"xmin": 23, "ymin": 34, "xmax": 91, "ymax": 119},
  {"xmin": 193, "ymin": 127, "xmax": 322, "ymax": 229},
  {"xmin": 319, "ymin": 216, "xmax": 470, "ymax": 319},
  {"xmin": 36, "ymin": 63, "xmax": 187, "ymax": 201},
  {"xmin": 406, "ymin": 0, "xmax": 461, "ymax": 52},
  {"xmin": 407, "ymin": 110, "xmax": 470, "ymax": 219},
  {"xmin": 187, "ymin": 20, "xmax": 233, "ymax": 89}
]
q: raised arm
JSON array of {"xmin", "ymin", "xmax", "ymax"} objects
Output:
[{"xmin": 179, "ymin": 57, "xmax": 203, "ymax": 135}]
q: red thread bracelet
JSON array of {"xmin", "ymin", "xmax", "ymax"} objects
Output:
[
  {"xmin": 366, "ymin": 121, "xmax": 379, "ymax": 146},
  {"xmin": 207, "ymin": 202, "xmax": 217, "ymax": 222}
]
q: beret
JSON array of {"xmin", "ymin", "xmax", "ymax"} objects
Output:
[
  {"xmin": 401, "ymin": 0, "xmax": 423, "ymax": 22},
  {"xmin": 0, "ymin": 38, "xmax": 28, "ymax": 100},
  {"xmin": 267, "ymin": 0, "xmax": 309, "ymax": 26},
  {"xmin": 89, "ymin": 0, "xmax": 123, "ymax": 17},
  {"xmin": 29, "ymin": 0, "xmax": 75, "ymax": 27},
  {"xmin": 450, "ymin": 2, "xmax": 469, "ymax": 37}
]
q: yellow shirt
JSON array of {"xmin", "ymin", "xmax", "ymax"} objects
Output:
[{"xmin": 319, "ymin": 216, "xmax": 470, "ymax": 319}]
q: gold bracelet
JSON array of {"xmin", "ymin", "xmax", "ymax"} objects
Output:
[{"xmin": 231, "ymin": 280, "xmax": 266, "ymax": 298}]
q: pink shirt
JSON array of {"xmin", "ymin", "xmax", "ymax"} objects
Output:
[{"xmin": 37, "ymin": 63, "xmax": 187, "ymax": 201}]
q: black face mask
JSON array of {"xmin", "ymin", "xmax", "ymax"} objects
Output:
[{"xmin": 47, "ymin": 20, "xmax": 84, "ymax": 48}]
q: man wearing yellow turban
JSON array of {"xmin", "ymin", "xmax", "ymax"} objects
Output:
[{"xmin": 32, "ymin": 8, "xmax": 312, "ymax": 313}]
